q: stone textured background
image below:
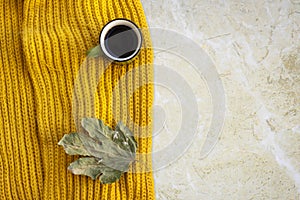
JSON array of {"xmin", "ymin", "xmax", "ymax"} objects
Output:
[{"xmin": 140, "ymin": 0, "xmax": 300, "ymax": 199}]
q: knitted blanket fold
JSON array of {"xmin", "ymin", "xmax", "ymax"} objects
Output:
[{"xmin": 0, "ymin": 0, "xmax": 154, "ymax": 199}]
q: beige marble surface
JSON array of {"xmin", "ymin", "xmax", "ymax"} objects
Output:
[{"xmin": 140, "ymin": 0, "xmax": 300, "ymax": 199}]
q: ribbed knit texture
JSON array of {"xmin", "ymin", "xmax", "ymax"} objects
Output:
[{"xmin": 0, "ymin": 0, "xmax": 154, "ymax": 199}]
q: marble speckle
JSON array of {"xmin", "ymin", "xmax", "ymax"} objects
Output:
[{"xmin": 141, "ymin": 0, "xmax": 300, "ymax": 199}]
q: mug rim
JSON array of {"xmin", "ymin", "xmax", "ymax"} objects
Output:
[{"xmin": 99, "ymin": 18, "xmax": 143, "ymax": 62}]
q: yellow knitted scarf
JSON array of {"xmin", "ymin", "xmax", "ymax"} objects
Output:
[{"xmin": 0, "ymin": 0, "xmax": 154, "ymax": 199}]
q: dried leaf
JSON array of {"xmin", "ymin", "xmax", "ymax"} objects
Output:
[
  {"xmin": 68, "ymin": 157, "xmax": 102, "ymax": 180},
  {"xmin": 58, "ymin": 118, "xmax": 137, "ymax": 184},
  {"xmin": 86, "ymin": 45, "xmax": 102, "ymax": 58},
  {"xmin": 115, "ymin": 122, "xmax": 138, "ymax": 154},
  {"xmin": 68, "ymin": 157, "xmax": 122, "ymax": 184},
  {"xmin": 57, "ymin": 133, "xmax": 91, "ymax": 156}
]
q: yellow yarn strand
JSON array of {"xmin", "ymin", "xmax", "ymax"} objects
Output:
[{"xmin": 0, "ymin": 0, "xmax": 155, "ymax": 199}]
